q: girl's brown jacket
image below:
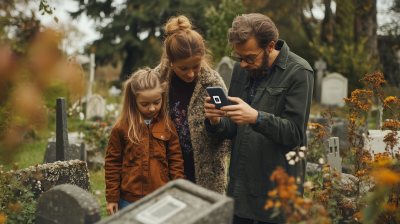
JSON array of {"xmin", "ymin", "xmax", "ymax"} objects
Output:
[{"xmin": 105, "ymin": 115, "xmax": 185, "ymax": 203}]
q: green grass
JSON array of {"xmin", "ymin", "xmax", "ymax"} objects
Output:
[
  {"xmin": 89, "ymin": 168, "xmax": 108, "ymax": 219},
  {"xmin": 2, "ymin": 141, "xmax": 48, "ymax": 172}
]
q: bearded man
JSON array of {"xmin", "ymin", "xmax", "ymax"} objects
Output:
[{"xmin": 204, "ymin": 14, "xmax": 314, "ymax": 224}]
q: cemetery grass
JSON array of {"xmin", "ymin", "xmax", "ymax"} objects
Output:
[
  {"xmin": 1, "ymin": 140, "xmax": 47, "ymax": 172},
  {"xmin": 89, "ymin": 168, "xmax": 109, "ymax": 219}
]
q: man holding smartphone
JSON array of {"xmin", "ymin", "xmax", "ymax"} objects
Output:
[{"xmin": 204, "ymin": 14, "xmax": 313, "ymax": 224}]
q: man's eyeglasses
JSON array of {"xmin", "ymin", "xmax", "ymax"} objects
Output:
[{"xmin": 229, "ymin": 47, "xmax": 264, "ymax": 64}]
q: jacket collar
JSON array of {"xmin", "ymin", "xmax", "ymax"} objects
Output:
[{"xmin": 273, "ymin": 40, "xmax": 289, "ymax": 70}]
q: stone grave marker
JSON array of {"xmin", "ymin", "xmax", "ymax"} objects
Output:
[
  {"xmin": 321, "ymin": 72, "xmax": 348, "ymax": 107},
  {"xmin": 97, "ymin": 179, "xmax": 234, "ymax": 224},
  {"xmin": 324, "ymin": 137, "xmax": 342, "ymax": 173},
  {"xmin": 86, "ymin": 94, "xmax": 107, "ymax": 120},
  {"xmin": 56, "ymin": 98, "xmax": 70, "ymax": 161},
  {"xmin": 215, "ymin": 56, "xmax": 233, "ymax": 90},
  {"xmin": 43, "ymin": 138, "xmax": 86, "ymax": 164},
  {"xmin": 314, "ymin": 57, "xmax": 327, "ymax": 104},
  {"xmin": 10, "ymin": 160, "xmax": 91, "ymax": 199},
  {"xmin": 35, "ymin": 184, "xmax": 100, "ymax": 224},
  {"xmin": 363, "ymin": 130, "xmax": 398, "ymax": 157}
]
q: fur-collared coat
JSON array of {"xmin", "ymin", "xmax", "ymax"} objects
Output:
[{"xmin": 155, "ymin": 63, "xmax": 232, "ymax": 194}]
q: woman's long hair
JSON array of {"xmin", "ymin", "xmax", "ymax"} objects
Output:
[
  {"xmin": 116, "ymin": 68, "xmax": 170, "ymax": 145},
  {"xmin": 160, "ymin": 15, "xmax": 213, "ymax": 83}
]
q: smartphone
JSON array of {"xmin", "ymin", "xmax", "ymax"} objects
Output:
[{"xmin": 206, "ymin": 87, "xmax": 232, "ymax": 110}]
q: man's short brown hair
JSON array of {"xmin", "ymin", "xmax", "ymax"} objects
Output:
[{"xmin": 228, "ymin": 13, "xmax": 279, "ymax": 49}]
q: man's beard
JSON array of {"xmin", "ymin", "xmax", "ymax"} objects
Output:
[{"xmin": 245, "ymin": 50, "xmax": 270, "ymax": 79}]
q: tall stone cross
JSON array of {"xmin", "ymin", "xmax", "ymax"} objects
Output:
[
  {"xmin": 314, "ymin": 57, "xmax": 327, "ymax": 104},
  {"xmin": 86, "ymin": 53, "xmax": 95, "ymax": 101},
  {"xmin": 56, "ymin": 98, "xmax": 69, "ymax": 161}
]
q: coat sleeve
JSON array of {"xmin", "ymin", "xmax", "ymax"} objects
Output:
[
  {"xmin": 251, "ymin": 69, "xmax": 314, "ymax": 148},
  {"xmin": 166, "ymin": 120, "xmax": 185, "ymax": 180},
  {"xmin": 105, "ymin": 126, "xmax": 125, "ymax": 202}
]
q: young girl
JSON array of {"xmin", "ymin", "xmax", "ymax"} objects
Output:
[{"xmin": 105, "ymin": 68, "xmax": 185, "ymax": 216}]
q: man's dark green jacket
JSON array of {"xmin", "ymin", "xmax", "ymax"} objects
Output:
[{"xmin": 205, "ymin": 40, "xmax": 314, "ymax": 223}]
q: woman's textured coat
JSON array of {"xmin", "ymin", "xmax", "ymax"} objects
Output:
[{"xmin": 155, "ymin": 63, "xmax": 232, "ymax": 194}]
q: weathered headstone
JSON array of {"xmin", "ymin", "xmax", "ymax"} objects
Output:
[
  {"xmin": 56, "ymin": 98, "xmax": 69, "ymax": 161},
  {"xmin": 321, "ymin": 73, "xmax": 348, "ymax": 107},
  {"xmin": 324, "ymin": 137, "xmax": 342, "ymax": 173},
  {"xmin": 363, "ymin": 130, "xmax": 398, "ymax": 157},
  {"xmin": 86, "ymin": 94, "xmax": 107, "ymax": 120},
  {"xmin": 44, "ymin": 138, "xmax": 86, "ymax": 164},
  {"xmin": 9, "ymin": 160, "xmax": 91, "ymax": 199},
  {"xmin": 215, "ymin": 56, "xmax": 233, "ymax": 90},
  {"xmin": 108, "ymin": 85, "xmax": 121, "ymax": 96},
  {"xmin": 97, "ymin": 179, "xmax": 234, "ymax": 224},
  {"xmin": 314, "ymin": 57, "xmax": 327, "ymax": 104},
  {"xmin": 35, "ymin": 184, "xmax": 100, "ymax": 224}
]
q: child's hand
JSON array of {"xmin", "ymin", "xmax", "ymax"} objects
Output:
[{"xmin": 106, "ymin": 202, "xmax": 119, "ymax": 215}]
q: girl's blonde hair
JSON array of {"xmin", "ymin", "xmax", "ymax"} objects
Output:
[
  {"xmin": 160, "ymin": 15, "xmax": 212, "ymax": 82},
  {"xmin": 117, "ymin": 67, "xmax": 169, "ymax": 145}
]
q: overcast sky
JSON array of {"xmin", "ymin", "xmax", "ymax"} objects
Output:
[{"xmin": 27, "ymin": 0, "xmax": 396, "ymax": 56}]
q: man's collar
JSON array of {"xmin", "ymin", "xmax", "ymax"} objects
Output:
[{"xmin": 273, "ymin": 40, "xmax": 289, "ymax": 70}]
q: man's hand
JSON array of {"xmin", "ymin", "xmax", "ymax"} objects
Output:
[
  {"xmin": 106, "ymin": 202, "xmax": 118, "ymax": 216},
  {"xmin": 204, "ymin": 97, "xmax": 226, "ymax": 125},
  {"xmin": 221, "ymin": 97, "xmax": 258, "ymax": 125}
]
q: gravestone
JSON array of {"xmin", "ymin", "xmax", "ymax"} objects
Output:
[
  {"xmin": 108, "ymin": 86, "xmax": 121, "ymax": 96},
  {"xmin": 324, "ymin": 137, "xmax": 342, "ymax": 173},
  {"xmin": 56, "ymin": 98, "xmax": 69, "ymax": 161},
  {"xmin": 321, "ymin": 73, "xmax": 348, "ymax": 107},
  {"xmin": 9, "ymin": 160, "xmax": 91, "ymax": 199},
  {"xmin": 215, "ymin": 57, "xmax": 233, "ymax": 90},
  {"xmin": 363, "ymin": 130, "xmax": 398, "ymax": 157},
  {"xmin": 35, "ymin": 184, "xmax": 100, "ymax": 224},
  {"xmin": 314, "ymin": 57, "xmax": 327, "ymax": 104},
  {"xmin": 43, "ymin": 138, "xmax": 86, "ymax": 164},
  {"xmin": 97, "ymin": 179, "xmax": 233, "ymax": 224},
  {"xmin": 86, "ymin": 94, "xmax": 106, "ymax": 120}
]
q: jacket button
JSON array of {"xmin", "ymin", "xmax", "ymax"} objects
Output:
[{"xmin": 161, "ymin": 136, "xmax": 164, "ymax": 139}]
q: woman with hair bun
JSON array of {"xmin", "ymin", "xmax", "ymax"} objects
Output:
[{"xmin": 154, "ymin": 15, "xmax": 231, "ymax": 194}]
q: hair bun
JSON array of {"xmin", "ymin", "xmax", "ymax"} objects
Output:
[{"xmin": 164, "ymin": 15, "xmax": 192, "ymax": 35}]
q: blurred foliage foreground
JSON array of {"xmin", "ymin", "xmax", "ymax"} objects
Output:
[
  {"xmin": 0, "ymin": 28, "xmax": 86, "ymax": 223},
  {"xmin": 266, "ymin": 72, "xmax": 400, "ymax": 224}
]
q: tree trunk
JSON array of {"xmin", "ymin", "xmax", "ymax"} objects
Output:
[
  {"xmin": 354, "ymin": 0, "xmax": 378, "ymax": 59},
  {"xmin": 320, "ymin": 0, "xmax": 334, "ymax": 43}
]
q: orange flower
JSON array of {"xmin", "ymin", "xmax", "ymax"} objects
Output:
[
  {"xmin": 268, "ymin": 189, "xmax": 277, "ymax": 197},
  {"xmin": 325, "ymin": 164, "xmax": 330, "ymax": 167},
  {"xmin": 102, "ymin": 122, "xmax": 107, "ymax": 127},
  {"xmin": 264, "ymin": 199, "xmax": 274, "ymax": 210},
  {"xmin": 93, "ymin": 124, "xmax": 96, "ymax": 127},
  {"xmin": 384, "ymin": 202, "xmax": 397, "ymax": 212},
  {"xmin": 371, "ymin": 168, "xmax": 400, "ymax": 186},
  {"xmin": 275, "ymin": 200, "xmax": 281, "ymax": 207},
  {"xmin": 294, "ymin": 197, "xmax": 304, "ymax": 206},
  {"xmin": 353, "ymin": 212, "xmax": 362, "ymax": 221},
  {"xmin": 0, "ymin": 213, "xmax": 6, "ymax": 223},
  {"xmin": 322, "ymin": 168, "xmax": 329, "ymax": 173}
]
